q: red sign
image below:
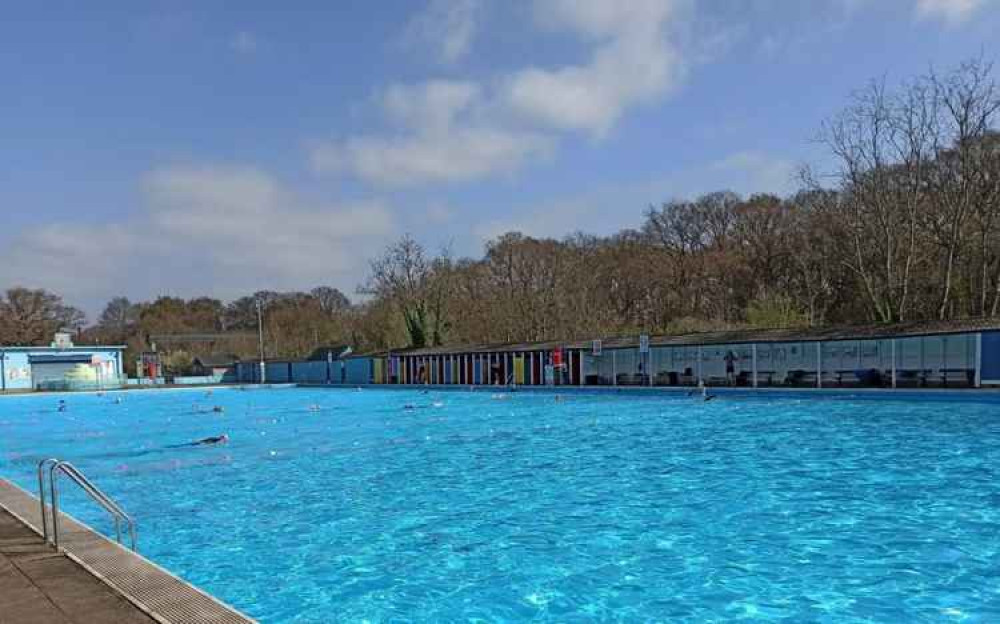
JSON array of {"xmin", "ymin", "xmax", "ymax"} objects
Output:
[{"xmin": 553, "ymin": 348, "xmax": 563, "ymax": 367}]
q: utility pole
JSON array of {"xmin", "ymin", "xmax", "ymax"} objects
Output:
[{"xmin": 256, "ymin": 298, "xmax": 266, "ymax": 384}]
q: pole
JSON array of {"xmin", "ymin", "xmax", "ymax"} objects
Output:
[
  {"xmin": 975, "ymin": 333, "xmax": 982, "ymax": 388},
  {"xmin": 816, "ymin": 342, "xmax": 822, "ymax": 389},
  {"xmin": 891, "ymin": 339, "xmax": 897, "ymax": 389},
  {"xmin": 256, "ymin": 298, "xmax": 266, "ymax": 384}
]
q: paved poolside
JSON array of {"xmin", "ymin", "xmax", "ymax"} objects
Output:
[
  {"xmin": 0, "ymin": 508, "xmax": 155, "ymax": 624},
  {"xmin": 0, "ymin": 479, "xmax": 256, "ymax": 624}
]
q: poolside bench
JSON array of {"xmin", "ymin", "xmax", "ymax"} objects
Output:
[
  {"xmin": 755, "ymin": 370, "xmax": 777, "ymax": 385},
  {"xmin": 654, "ymin": 371, "xmax": 678, "ymax": 386},
  {"xmin": 893, "ymin": 368, "xmax": 932, "ymax": 387},
  {"xmin": 784, "ymin": 369, "xmax": 815, "ymax": 386},
  {"xmin": 938, "ymin": 368, "xmax": 974, "ymax": 387},
  {"xmin": 616, "ymin": 373, "xmax": 649, "ymax": 386}
]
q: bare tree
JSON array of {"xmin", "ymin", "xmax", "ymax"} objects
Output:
[
  {"xmin": 362, "ymin": 235, "xmax": 436, "ymax": 347},
  {"xmin": 0, "ymin": 287, "xmax": 85, "ymax": 345},
  {"xmin": 820, "ymin": 79, "xmax": 931, "ymax": 322},
  {"xmin": 922, "ymin": 59, "xmax": 1000, "ymax": 318}
]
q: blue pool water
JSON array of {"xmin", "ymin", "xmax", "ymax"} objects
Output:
[{"xmin": 1, "ymin": 387, "xmax": 999, "ymax": 622}]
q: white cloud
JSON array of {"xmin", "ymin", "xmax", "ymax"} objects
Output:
[
  {"xmin": 314, "ymin": 1, "xmax": 688, "ymax": 188},
  {"xmin": 311, "ymin": 80, "xmax": 552, "ymax": 186},
  {"xmin": 0, "ymin": 166, "xmax": 396, "ymax": 311},
  {"xmin": 381, "ymin": 80, "xmax": 481, "ymax": 130},
  {"xmin": 144, "ymin": 166, "xmax": 391, "ymax": 269},
  {"xmin": 405, "ymin": 0, "xmax": 481, "ymax": 64},
  {"xmin": 313, "ymin": 128, "xmax": 551, "ymax": 186},
  {"xmin": 504, "ymin": 0, "xmax": 684, "ymax": 134},
  {"xmin": 915, "ymin": 0, "xmax": 990, "ymax": 22},
  {"xmin": 230, "ymin": 30, "xmax": 257, "ymax": 53}
]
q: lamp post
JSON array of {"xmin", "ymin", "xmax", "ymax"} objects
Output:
[{"xmin": 256, "ymin": 298, "xmax": 266, "ymax": 384}]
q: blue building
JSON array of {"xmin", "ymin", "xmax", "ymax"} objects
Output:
[{"xmin": 0, "ymin": 333, "xmax": 126, "ymax": 392}]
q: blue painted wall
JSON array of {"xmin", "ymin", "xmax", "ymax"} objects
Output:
[
  {"xmin": 981, "ymin": 331, "xmax": 1000, "ymax": 383},
  {"xmin": 265, "ymin": 362, "xmax": 291, "ymax": 383},
  {"xmin": 344, "ymin": 358, "xmax": 372, "ymax": 384},
  {"xmin": 291, "ymin": 361, "xmax": 328, "ymax": 383}
]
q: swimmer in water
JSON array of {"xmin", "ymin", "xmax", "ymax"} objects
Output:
[
  {"xmin": 171, "ymin": 434, "xmax": 229, "ymax": 447},
  {"xmin": 57, "ymin": 400, "xmax": 67, "ymax": 412},
  {"xmin": 212, "ymin": 406, "xmax": 225, "ymax": 413},
  {"xmin": 698, "ymin": 381, "xmax": 716, "ymax": 402},
  {"xmin": 307, "ymin": 404, "xmax": 322, "ymax": 412},
  {"xmin": 404, "ymin": 403, "xmax": 439, "ymax": 410}
]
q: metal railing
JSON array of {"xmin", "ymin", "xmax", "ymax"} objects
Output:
[{"xmin": 37, "ymin": 459, "xmax": 137, "ymax": 551}]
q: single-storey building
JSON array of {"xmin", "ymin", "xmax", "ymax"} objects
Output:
[
  {"xmin": 345, "ymin": 317, "xmax": 1000, "ymax": 390},
  {"xmin": 1, "ymin": 333, "xmax": 126, "ymax": 392},
  {"xmin": 191, "ymin": 354, "xmax": 240, "ymax": 377}
]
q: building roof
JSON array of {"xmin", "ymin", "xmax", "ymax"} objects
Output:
[
  {"xmin": 306, "ymin": 345, "xmax": 352, "ymax": 361},
  {"xmin": 367, "ymin": 317, "xmax": 1000, "ymax": 358},
  {"xmin": 192, "ymin": 354, "xmax": 240, "ymax": 367},
  {"xmin": 0, "ymin": 345, "xmax": 127, "ymax": 352}
]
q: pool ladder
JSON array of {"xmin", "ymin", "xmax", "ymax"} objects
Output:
[{"xmin": 37, "ymin": 459, "xmax": 137, "ymax": 552}]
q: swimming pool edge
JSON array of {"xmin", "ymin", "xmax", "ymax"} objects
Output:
[
  {"xmin": 0, "ymin": 478, "xmax": 258, "ymax": 624},
  {"xmin": 295, "ymin": 382, "xmax": 1000, "ymax": 401}
]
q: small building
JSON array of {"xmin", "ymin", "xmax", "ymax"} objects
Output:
[
  {"xmin": 1, "ymin": 335, "xmax": 126, "ymax": 392},
  {"xmin": 191, "ymin": 354, "xmax": 240, "ymax": 377}
]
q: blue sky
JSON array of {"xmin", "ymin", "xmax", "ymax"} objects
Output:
[{"xmin": 1, "ymin": 0, "xmax": 998, "ymax": 316}]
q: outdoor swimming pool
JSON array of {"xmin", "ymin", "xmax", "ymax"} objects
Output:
[{"xmin": 1, "ymin": 387, "xmax": 998, "ymax": 622}]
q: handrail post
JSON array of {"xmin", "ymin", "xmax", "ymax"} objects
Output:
[
  {"xmin": 37, "ymin": 458, "xmax": 59, "ymax": 542},
  {"xmin": 49, "ymin": 462, "xmax": 61, "ymax": 548}
]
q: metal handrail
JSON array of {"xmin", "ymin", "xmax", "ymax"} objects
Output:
[
  {"xmin": 37, "ymin": 459, "xmax": 137, "ymax": 551},
  {"xmin": 37, "ymin": 458, "xmax": 59, "ymax": 541}
]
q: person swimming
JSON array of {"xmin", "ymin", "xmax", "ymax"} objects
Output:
[
  {"xmin": 699, "ymin": 381, "xmax": 716, "ymax": 402},
  {"xmin": 57, "ymin": 400, "xmax": 67, "ymax": 412},
  {"xmin": 688, "ymin": 380, "xmax": 715, "ymax": 402},
  {"xmin": 169, "ymin": 434, "xmax": 229, "ymax": 448}
]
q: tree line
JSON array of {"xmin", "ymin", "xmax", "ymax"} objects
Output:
[
  {"xmin": 2, "ymin": 59, "xmax": 998, "ymax": 370},
  {"xmin": 364, "ymin": 59, "xmax": 1000, "ymax": 347}
]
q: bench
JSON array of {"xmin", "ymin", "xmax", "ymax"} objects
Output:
[{"xmin": 938, "ymin": 368, "xmax": 974, "ymax": 387}]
